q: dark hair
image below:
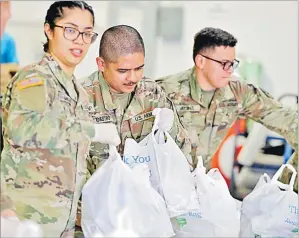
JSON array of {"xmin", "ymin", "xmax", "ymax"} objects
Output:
[
  {"xmin": 193, "ymin": 27, "xmax": 237, "ymax": 62},
  {"xmin": 43, "ymin": 1, "xmax": 95, "ymax": 52},
  {"xmin": 99, "ymin": 25, "xmax": 145, "ymax": 63}
]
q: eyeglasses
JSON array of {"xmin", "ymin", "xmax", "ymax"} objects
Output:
[
  {"xmin": 53, "ymin": 24, "xmax": 98, "ymax": 44},
  {"xmin": 199, "ymin": 54, "xmax": 239, "ymax": 71}
]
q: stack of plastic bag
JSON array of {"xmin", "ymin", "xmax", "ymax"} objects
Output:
[
  {"xmin": 123, "ymin": 108, "xmax": 199, "ymax": 218},
  {"xmin": 171, "ymin": 157, "xmax": 241, "ymax": 237},
  {"xmin": 81, "ymin": 145, "xmax": 174, "ymax": 237},
  {"xmin": 240, "ymin": 164, "xmax": 298, "ymax": 237}
]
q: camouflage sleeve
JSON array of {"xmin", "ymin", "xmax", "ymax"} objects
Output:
[
  {"xmin": 237, "ymin": 82, "xmax": 298, "ymax": 192},
  {"xmin": 237, "ymin": 82, "xmax": 298, "ymax": 151},
  {"xmin": 155, "ymin": 84, "xmax": 192, "ymax": 163},
  {"xmin": 5, "ymin": 73, "xmax": 95, "ymax": 149}
]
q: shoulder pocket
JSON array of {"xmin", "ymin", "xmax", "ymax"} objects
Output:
[{"xmin": 17, "ymin": 84, "xmax": 46, "ymax": 113}]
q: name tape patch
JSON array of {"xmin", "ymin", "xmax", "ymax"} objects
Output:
[
  {"xmin": 92, "ymin": 113, "xmax": 113, "ymax": 123},
  {"xmin": 175, "ymin": 105, "xmax": 201, "ymax": 112},
  {"xmin": 131, "ymin": 111, "xmax": 154, "ymax": 123}
]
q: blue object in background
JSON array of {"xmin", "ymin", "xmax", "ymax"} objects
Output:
[
  {"xmin": 0, "ymin": 32, "xmax": 19, "ymax": 64},
  {"xmin": 265, "ymin": 136, "xmax": 293, "ymax": 164}
]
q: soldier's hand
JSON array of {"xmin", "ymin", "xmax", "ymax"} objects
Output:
[
  {"xmin": 153, "ymin": 108, "xmax": 174, "ymax": 132},
  {"xmin": 92, "ymin": 123, "xmax": 121, "ymax": 146}
]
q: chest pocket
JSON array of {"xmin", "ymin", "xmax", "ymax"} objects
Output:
[
  {"xmin": 176, "ymin": 105, "xmax": 205, "ymax": 129},
  {"xmin": 175, "ymin": 104, "xmax": 205, "ymax": 147},
  {"xmin": 213, "ymin": 102, "xmax": 239, "ymax": 131},
  {"xmin": 77, "ymin": 103, "xmax": 92, "ymax": 122},
  {"xmin": 88, "ymin": 111, "xmax": 116, "ymax": 168},
  {"xmin": 56, "ymin": 90, "xmax": 76, "ymax": 116},
  {"xmin": 128, "ymin": 111, "xmax": 155, "ymax": 142}
]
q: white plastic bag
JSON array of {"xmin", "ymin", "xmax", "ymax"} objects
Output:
[
  {"xmin": 123, "ymin": 135, "xmax": 162, "ymax": 195},
  {"xmin": 240, "ymin": 164, "xmax": 298, "ymax": 237},
  {"xmin": 190, "ymin": 157, "xmax": 240, "ymax": 237},
  {"xmin": 239, "ymin": 173, "xmax": 271, "ymax": 237},
  {"xmin": 171, "ymin": 198, "xmax": 242, "ymax": 237},
  {"xmin": 123, "ymin": 108, "xmax": 199, "ymax": 218},
  {"xmin": 81, "ymin": 145, "xmax": 174, "ymax": 237},
  {"xmin": 171, "ymin": 211, "xmax": 216, "ymax": 237},
  {"xmin": 170, "ymin": 158, "xmax": 241, "ymax": 237}
]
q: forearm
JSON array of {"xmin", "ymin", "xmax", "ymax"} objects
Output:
[{"xmin": 240, "ymin": 83, "xmax": 298, "ymax": 150}]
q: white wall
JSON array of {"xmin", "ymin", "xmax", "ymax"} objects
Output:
[
  {"xmin": 6, "ymin": 1, "xmax": 108, "ymax": 77},
  {"xmin": 155, "ymin": 1, "xmax": 298, "ymax": 98},
  {"xmin": 5, "ymin": 1, "xmax": 298, "ymax": 98}
]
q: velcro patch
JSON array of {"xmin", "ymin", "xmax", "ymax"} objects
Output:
[
  {"xmin": 17, "ymin": 76, "xmax": 44, "ymax": 90},
  {"xmin": 92, "ymin": 113, "xmax": 113, "ymax": 123},
  {"xmin": 131, "ymin": 111, "xmax": 154, "ymax": 123},
  {"xmin": 176, "ymin": 105, "xmax": 201, "ymax": 112},
  {"xmin": 219, "ymin": 101, "xmax": 238, "ymax": 107}
]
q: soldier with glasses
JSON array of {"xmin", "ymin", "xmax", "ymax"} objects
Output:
[
  {"xmin": 156, "ymin": 27, "xmax": 298, "ymax": 191},
  {"xmin": 0, "ymin": 1, "xmax": 119, "ymax": 237}
]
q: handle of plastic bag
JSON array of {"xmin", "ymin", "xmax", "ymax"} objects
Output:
[
  {"xmin": 194, "ymin": 156, "xmax": 208, "ymax": 178},
  {"xmin": 152, "ymin": 108, "xmax": 169, "ymax": 144},
  {"xmin": 194, "ymin": 156, "xmax": 214, "ymax": 192},
  {"xmin": 261, "ymin": 173, "xmax": 271, "ymax": 183},
  {"xmin": 206, "ymin": 168, "xmax": 221, "ymax": 186},
  {"xmin": 197, "ymin": 156, "xmax": 204, "ymax": 167},
  {"xmin": 156, "ymin": 130, "xmax": 167, "ymax": 144},
  {"xmin": 152, "ymin": 108, "xmax": 161, "ymax": 132},
  {"xmin": 271, "ymin": 164, "xmax": 297, "ymax": 189},
  {"xmin": 109, "ymin": 145, "xmax": 121, "ymax": 161},
  {"xmin": 207, "ymin": 168, "xmax": 222, "ymax": 177}
]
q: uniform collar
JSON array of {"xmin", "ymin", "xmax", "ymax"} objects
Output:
[
  {"xmin": 190, "ymin": 66, "xmax": 206, "ymax": 107},
  {"xmin": 98, "ymin": 72, "xmax": 117, "ymax": 111},
  {"xmin": 42, "ymin": 53, "xmax": 78, "ymax": 101},
  {"xmin": 42, "ymin": 53, "xmax": 75, "ymax": 79},
  {"xmin": 189, "ymin": 66, "xmax": 227, "ymax": 108}
]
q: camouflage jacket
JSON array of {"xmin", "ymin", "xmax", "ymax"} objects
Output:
[
  {"xmin": 0, "ymin": 54, "xmax": 95, "ymax": 237},
  {"xmin": 156, "ymin": 67, "xmax": 298, "ymax": 171},
  {"xmin": 81, "ymin": 70, "xmax": 191, "ymax": 174}
]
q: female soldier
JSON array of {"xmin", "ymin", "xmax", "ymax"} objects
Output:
[{"xmin": 0, "ymin": 1, "xmax": 119, "ymax": 237}]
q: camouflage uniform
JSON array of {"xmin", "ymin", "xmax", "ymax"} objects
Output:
[
  {"xmin": 74, "ymin": 71, "xmax": 191, "ymax": 237},
  {"xmin": 156, "ymin": 67, "xmax": 298, "ymax": 191},
  {"xmin": 0, "ymin": 53, "xmax": 95, "ymax": 237},
  {"xmin": 82, "ymin": 70, "xmax": 191, "ymax": 173}
]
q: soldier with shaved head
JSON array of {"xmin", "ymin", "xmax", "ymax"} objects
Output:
[
  {"xmin": 99, "ymin": 25, "xmax": 145, "ymax": 64},
  {"xmin": 81, "ymin": 25, "xmax": 190, "ymax": 167},
  {"xmin": 74, "ymin": 25, "xmax": 191, "ymax": 236}
]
